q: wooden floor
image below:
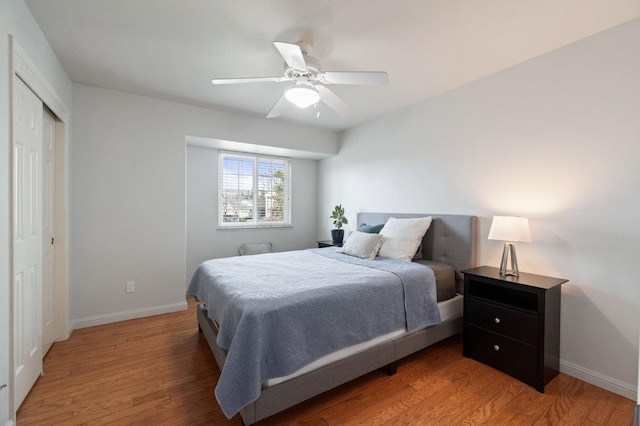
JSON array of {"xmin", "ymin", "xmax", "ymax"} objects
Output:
[{"xmin": 18, "ymin": 298, "xmax": 634, "ymax": 425}]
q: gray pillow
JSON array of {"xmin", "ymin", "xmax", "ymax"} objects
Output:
[
  {"xmin": 357, "ymin": 223, "xmax": 385, "ymax": 233},
  {"xmin": 338, "ymin": 231, "xmax": 384, "ymax": 260}
]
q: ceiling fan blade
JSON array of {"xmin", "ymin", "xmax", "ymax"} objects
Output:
[
  {"xmin": 266, "ymin": 93, "xmax": 290, "ymax": 118},
  {"xmin": 320, "ymin": 71, "xmax": 389, "ymax": 86},
  {"xmin": 316, "ymin": 85, "xmax": 353, "ymax": 115},
  {"xmin": 211, "ymin": 76, "xmax": 288, "ymax": 85},
  {"xmin": 273, "ymin": 41, "xmax": 308, "ymax": 71}
]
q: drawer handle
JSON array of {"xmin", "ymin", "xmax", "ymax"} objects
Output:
[
  {"xmin": 493, "ymin": 345, "xmax": 500, "ymax": 351},
  {"xmin": 494, "ymin": 317, "xmax": 501, "ymax": 324}
]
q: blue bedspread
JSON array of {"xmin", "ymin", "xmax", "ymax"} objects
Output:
[{"xmin": 187, "ymin": 248, "xmax": 440, "ymax": 418}]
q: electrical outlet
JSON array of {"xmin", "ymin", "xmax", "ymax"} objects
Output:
[{"xmin": 126, "ymin": 281, "xmax": 135, "ymax": 293}]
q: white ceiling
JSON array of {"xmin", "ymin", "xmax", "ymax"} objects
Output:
[{"xmin": 25, "ymin": 0, "xmax": 640, "ymax": 132}]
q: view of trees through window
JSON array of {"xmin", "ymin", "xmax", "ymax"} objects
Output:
[{"xmin": 219, "ymin": 152, "xmax": 290, "ymax": 226}]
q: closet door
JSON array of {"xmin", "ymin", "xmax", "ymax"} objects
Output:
[
  {"xmin": 13, "ymin": 75, "xmax": 44, "ymax": 408},
  {"xmin": 42, "ymin": 107, "xmax": 56, "ymax": 355}
]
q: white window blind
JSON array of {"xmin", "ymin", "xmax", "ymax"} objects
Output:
[{"xmin": 218, "ymin": 151, "xmax": 291, "ymax": 228}]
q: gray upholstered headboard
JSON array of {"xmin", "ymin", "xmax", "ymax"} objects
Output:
[{"xmin": 357, "ymin": 213, "xmax": 478, "ymax": 291}]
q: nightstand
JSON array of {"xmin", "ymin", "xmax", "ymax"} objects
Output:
[
  {"xmin": 462, "ymin": 266, "xmax": 568, "ymax": 392},
  {"xmin": 316, "ymin": 240, "xmax": 343, "ymax": 248}
]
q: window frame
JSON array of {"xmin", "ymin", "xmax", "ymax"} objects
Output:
[{"xmin": 217, "ymin": 150, "xmax": 292, "ymax": 229}]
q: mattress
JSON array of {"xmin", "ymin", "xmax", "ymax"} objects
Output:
[
  {"xmin": 265, "ymin": 292, "xmax": 464, "ymax": 387},
  {"xmin": 414, "ymin": 259, "xmax": 456, "ymax": 302}
]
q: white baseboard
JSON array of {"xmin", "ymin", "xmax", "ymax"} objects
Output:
[
  {"xmin": 5, "ymin": 421, "xmax": 15, "ymax": 426},
  {"xmin": 72, "ymin": 301, "xmax": 188, "ymax": 330},
  {"xmin": 560, "ymin": 359, "xmax": 637, "ymax": 401}
]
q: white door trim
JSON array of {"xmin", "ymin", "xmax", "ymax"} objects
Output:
[
  {"xmin": 9, "ymin": 36, "xmax": 71, "ymax": 419},
  {"xmin": 12, "ymin": 41, "xmax": 68, "ymax": 123}
]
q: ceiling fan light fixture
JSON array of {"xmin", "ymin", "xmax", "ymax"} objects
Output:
[{"xmin": 285, "ymin": 86, "xmax": 319, "ymax": 108}]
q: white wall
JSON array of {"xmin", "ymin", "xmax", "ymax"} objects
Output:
[
  {"xmin": 319, "ymin": 19, "xmax": 640, "ymax": 399},
  {"xmin": 0, "ymin": 0, "xmax": 72, "ymax": 422},
  {"xmin": 71, "ymin": 84, "xmax": 336, "ymax": 327},
  {"xmin": 186, "ymin": 146, "xmax": 319, "ymax": 282}
]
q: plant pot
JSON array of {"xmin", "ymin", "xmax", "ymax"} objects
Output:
[{"xmin": 331, "ymin": 229, "xmax": 344, "ymax": 245}]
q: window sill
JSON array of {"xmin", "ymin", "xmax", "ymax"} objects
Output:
[{"xmin": 217, "ymin": 224, "xmax": 293, "ymax": 231}]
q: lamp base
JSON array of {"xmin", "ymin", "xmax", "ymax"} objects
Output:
[{"xmin": 499, "ymin": 242, "xmax": 520, "ymax": 277}]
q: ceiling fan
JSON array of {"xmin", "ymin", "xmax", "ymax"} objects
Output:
[{"xmin": 211, "ymin": 41, "xmax": 389, "ymax": 118}]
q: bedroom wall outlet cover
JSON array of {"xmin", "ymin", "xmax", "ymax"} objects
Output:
[{"xmin": 126, "ymin": 281, "xmax": 135, "ymax": 293}]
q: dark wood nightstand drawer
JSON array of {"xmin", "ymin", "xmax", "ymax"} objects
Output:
[
  {"xmin": 464, "ymin": 324, "xmax": 538, "ymax": 387},
  {"xmin": 465, "ymin": 298, "xmax": 538, "ymax": 346}
]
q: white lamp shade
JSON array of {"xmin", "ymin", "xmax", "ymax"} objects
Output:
[
  {"xmin": 488, "ymin": 216, "xmax": 531, "ymax": 243},
  {"xmin": 285, "ymin": 86, "xmax": 319, "ymax": 108}
]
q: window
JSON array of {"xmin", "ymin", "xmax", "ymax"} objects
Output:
[{"xmin": 218, "ymin": 151, "xmax": 291, "ymax": 228}]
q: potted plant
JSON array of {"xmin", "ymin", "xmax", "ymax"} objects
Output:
[{"xmin": 330, "ymin": 204, "xmax": 348, "ymax": 244}]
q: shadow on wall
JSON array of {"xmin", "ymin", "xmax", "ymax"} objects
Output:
[{"xmin": 561, "ymin": 284, "xmax": 638, "ymax": 393}]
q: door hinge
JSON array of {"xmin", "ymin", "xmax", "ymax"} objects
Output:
[{"xmin": 51, "ymin": 237, "xmax": 54, "ymax": 245}]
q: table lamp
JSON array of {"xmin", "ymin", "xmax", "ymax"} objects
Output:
[{"xmin": 488, "ymin": 216, "xmax": 531, "ymax": 277}]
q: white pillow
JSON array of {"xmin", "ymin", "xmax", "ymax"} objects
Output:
[
  {"xmin": 338, "ymin": 231, "xmax": 385, "ymax": 260},
  {"xmin": 378, "ymin": 217, "xmax": 433, "ymax": 261}
]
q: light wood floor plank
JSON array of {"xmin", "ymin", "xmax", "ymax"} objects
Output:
[{"xmin": 17, "ymin": 297, "xmax": 635, "ymax": 425}]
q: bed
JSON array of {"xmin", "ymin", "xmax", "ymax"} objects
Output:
[{"xmin": 189, "ymin": 213, "xmax": 478, "ymax": 425}]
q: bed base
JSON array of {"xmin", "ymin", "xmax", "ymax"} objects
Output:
[
  {"xmin": 196, "ymin": 213, "xmax": 476, "ymax": 424},
  {"xmin": 197, "ymin": 303, "xmax": 462, "ymax": 425}
]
